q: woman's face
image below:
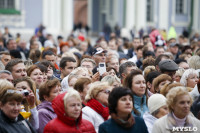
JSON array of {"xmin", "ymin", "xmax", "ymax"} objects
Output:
[
  {"xmin": 30, "ymin": 68, "xmax": 43, "ymax": 87},
  {"xmin": 157, "ymin": 80, "xmax": 171, "ymax": 93},
  {"xmin": 187, "ymin": 73, "xmax": 199, "ymax": 88},
  {"xmin": 65, "ymin": 97, "xmax": 82, "ymax": 119},
  {"xmin": 131, "ymin": 74, "xmax": 146, "ymax": 97},
  {"xmin": 155, "ymin": 105, "xmax": 168, "ymax": 119},
  {"xmin": 172, "ymin": 94, "xmax": 191, "ymax": 119},
  {"xmin": 116, "ymin": 95, "xmax": 133, "ymax": 115},
  {"xmin": 1, "ymin": 100, "xmax": 21, "ymax": 120},
  {"xmin": 45, "ymin": 85, "xmax": 61, "ymax": 102},
  {"xmin": 15, "ymin": 81, "xmax": 33, "ymax": 99},
  {"xmin": 47, "ymin": 66, "xmax": 53, "ymax": 78},
  {"xmin": 108, "ymin": 69, "xmax": 116, "ymax": 76},
  {"xmin": 96, "ymin": 87, "xmax": 112, "ymax": 106},
  {"xmin": 43, "ymin": 72, "xmax": 48, "ymax": 82}
]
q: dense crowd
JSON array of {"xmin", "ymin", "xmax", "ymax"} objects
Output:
[{"xmin": 0, "ymin": 26, "xmax": 200, "ymax": 133}]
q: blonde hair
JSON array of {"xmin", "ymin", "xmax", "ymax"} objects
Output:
[
  {"xmin": 188, "ymin": 55, "xmax": 200, "ymax": 69},
  {"xmin": 152, "ymin": 74, "xmax": 172, "ymax": 92},
  {"xmin": 160, "ymin": 82, "xmax": 183, "ymax": 97},
  {"xmin": 0, "ymin": 79, "xmax": 13, "ymax": 91},
  {"xmin": 101, "ymin": 75, "xmax": 121, "ymax": 86},
  {"xmin": 63, "ymin": 89, "xmax": 82, "ymax": 109},
  {"xmin": 85, "ymin": 82, "xmax": 110, "ymax": 102},
  {"xmin": 166, "ymin": 86, "xmax": 192, "ymax": 112},
  {"xmin": 175, "ymin": 67, "xmax": 185, "ymax": 77}
]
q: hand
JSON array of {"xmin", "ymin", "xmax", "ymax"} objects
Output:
[
  {"xmin": 91, "ymin": 72, "xmax": 100, "ymax": 82},
  {"xmin": 26, "ymin": 91, "xmax": 36, "ymax": 108}
]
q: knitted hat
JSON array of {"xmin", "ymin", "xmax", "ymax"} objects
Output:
[{"xmin": 148, "ymin": 94, "xmax": 167, "ymax": 114}]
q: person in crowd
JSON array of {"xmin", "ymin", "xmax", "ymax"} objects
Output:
[
  {"xmin": 101, "ymin": 75, "xmax": 121, "ymax": 88},
  {"xmin": 80, "ymin": 58, "xmax": 96, "ymax": 73},
  {"xmin": 39, "ymin": 60, "xmax": 56, "ymax": 79},
  {"xmin": 37, "ymin": 79, "xmax": 61, "ymax": 133},
  {"xmin": 106, "ymin": 67, "xmax": 118, "ymax": 76},
  {"xmin": 143, "ymin": 94, "xmax": 169, "ymax": 133},
  {"xmin": 191, "ymin": 95, "xmax": 200, "ymax": 120},
  {"xmin": 14, "ymin": 77, "xmax": 40, "ymax": 130},
  {"xmin": 82, "ymin": 82, "xmax": 112, "ymax": 132},
  {"xmin": 152, "ymin": 86, "xmax": 200, "ymax": 133},
  {"xmin": 59, "ymin": 56, "xmax": 77, "ymax": 80},
  {"xmin": 0, "ymin": 51, "xmax": 11, "ymax": 67},
  {"xmin": 106, "ymin": 55, "xmax": 120, "ymax": 73},
  {"xmin": 5, "ymin": 58, "xmax": 27, "ymax": 79},
  {"xmin": 36, "ymin": 64, "xmax": 48, "ymax": 82},
  {"xmin": 180, "ymin": 68, "xmax": 199, "ymax": 90},
  {"xmin": 155, "ymin": 46, "xmax": 165, "ymax": 57},
  {"xmin": 73, "ymin": 77, "xmax": 92, "ymax": 106},
  {"xmin": 0, "ymin": 86, "xmax": 36, "ymax": 133},
  {"xmin": 0, "ymin": 70, "xmax": 13, "ymax": 83},
  {"xmin": 160, "ymin": 82, "xmax": 183, "ymax": 97},
  {"xmin": 123, "ymin": 69, "xmax": 149, "ymax": 117},
  {"xmin": 158, "ymin": 59, "xmax": 179, "ymax": 81},
  {"xmin": 151, "ymin": 74, "xmax": 172, "ymax": 94},
  {"xmin": 92, "ymin": 47, "xmax": 107, "ymax": 65},
  {"xmin": 44, "ymin": 90, "xmax": 96, "ymax": 133},
  {"xmin": 99, "ymin": 87, "xmax": 148, "ymax": 133},
  {"xmin": 119, "ymin": 61, "xmax": 138, "ymax": 83},
  {"xmin": 175, "ymin": 67, "xmax": 185, "ymax": 82},
  {"xmin": 27, "ymin": 65, "xmax": 44, "ymax": 90}
]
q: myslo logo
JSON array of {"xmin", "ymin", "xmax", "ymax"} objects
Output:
[{"xmin": 172, "ymin": 127, "xmax": 198, "ymax": 132}]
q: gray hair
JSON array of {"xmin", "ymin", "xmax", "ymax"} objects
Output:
[
  {"xmin": 180, "ymin": 68, "xmax": 199, "ymax": 87},
  {"xmin": 81, "ymin": 58, "xmax": 96, "ymax": 68},
  {"xmin": 119, "ymin": 61, "xmax": 136, "ymax": 77},
  {"xmin": 0, "ymin": 70, "xmax": 12, "ymax": 75}
]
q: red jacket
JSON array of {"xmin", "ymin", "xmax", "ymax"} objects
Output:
[{"xmin": 44, "ymin": 92, "xmax": 96, "ymax": 133}]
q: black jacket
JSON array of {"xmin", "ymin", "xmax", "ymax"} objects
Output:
[{"xmin": 0, "ymin": 110, "xmax": 36, "ymax": 133}]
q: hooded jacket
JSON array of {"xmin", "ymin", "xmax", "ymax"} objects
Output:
[
  {"xmin": 37, "ymin": 100, "xmax": 57, "ymax": 133},
  {"xmin": 43, "ymin": 92, "xmax": 95, "ymax": 133}
]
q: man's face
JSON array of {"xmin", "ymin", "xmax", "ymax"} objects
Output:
[
  {"xmin": 81, "ymin": 61, "xmax": 94, "ymax": 73},
  {"xmin": 7, "ymin": 40, "xmax": 17, "ymax": 51},
  {"xmin": 11, "ymin": 63, "xmax": 27, "ymax": 79},
  {"xmin": 108, "ymin": 41, "xmax": 117, "ymax": 51},
  {"xmin": 61, "ymin": 61, "xmax": 76, "ymax": 77},
  {"xmin": 45, "ymin": 55, "xmax": 56, "ymax": 64},
  {"xmin": 133, "ymin": 39, "xmax": 141, "ymax": 49},
  {"xmin": 155, "ymin": 47, "xmax": 165, "ymax": 57},
  {"xmin": 169, "ymin": 46, "xmax": 178, "ymax": 55},
  {"xmin": 1, "ymin": 54, "xmax": 11, "ymax": 66},
  {"xmin": 163, "ymin": 71, "xmax": 176, "ymax": 81},
  {"xmin": 93, "ymin": 52, "xmax": 106, "ymax": 65},
  {"xmin": 0, "ymin": 73, "xmax": 13, "ymax": 83}
]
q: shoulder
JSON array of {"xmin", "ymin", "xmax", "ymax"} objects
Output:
[
  {"xmin": 99, "ymin": 119, "xmax": 114, "ymax": 133},
  {"xmin": 80, "ymin": 119, "xmax": 96, "ymax": 133}
]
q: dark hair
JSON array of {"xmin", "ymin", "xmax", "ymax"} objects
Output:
[
  {"xmin": 74, "ymin": 77, "xmax": 91, "ymax": 92},
  {"xmin": 108, "ymin": 87, "xmax": 133, "ymax": 114},
  {"xmin": 59, "ymin": 57, "xmax": 76, "ymax": 69},
  {"xmin": 146, "ymin": 71, "xmax": 161, "ymax": 83},
  {"xmin": 39, "ymin": 60, "xmax": 55, "ymax": 69},
  {"xmin": 37, "ymin": 64, "xmax": 48, "ymax": 73},
  {"xmin": 5, "ymin": 58, "xmax": 23, "ymax": 72},
  {"xmin": 119, "ymin": 61, "xmax": 136, "ymax": 78},
  {"xmin": 41, "ymin": 50, "xmax": 55, "ymax": 59},
  {"xmin": 155, "ymin": 54, "xmax": 170, "ymax": 66},
  {"xmin": 39, "ymin": 79, "xmax": 60, "ymax": 101}
]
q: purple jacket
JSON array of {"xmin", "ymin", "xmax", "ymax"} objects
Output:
[{"xmin": 37, "ymin": 101, "xmax": 57, "ymax": 133}]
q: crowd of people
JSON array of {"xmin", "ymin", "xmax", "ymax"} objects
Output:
[{"xmin": 0, "ymin": 26, "xmax": 200, "ymax": 133}]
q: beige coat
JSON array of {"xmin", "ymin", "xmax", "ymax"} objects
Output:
[{"xmin": 152, "ymin": 112, "xmax": 200, "ymax": 133}]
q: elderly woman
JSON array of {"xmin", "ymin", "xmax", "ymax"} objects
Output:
[
  {"xmin": 101, "ymin": 75, "xmax": 121, "ymax": 88},
  {"xmin": 123, "ymin": 69, "xmax": 148, "ymax": 117},
  {"xmin": 14, "ymin": 77, "xmax": 40, "ymax": 130},
  {"xmin": 74, "ymin": 77, "xmax": 92, "ymax": 106},
  {"xmin": 180, "ymin": 68, "xmax": 199, "ymax": 90},
  {"xmin": 151, "ymin": 74, "xmax": 172, "ymax": 93},
  {"xmin": 37, "ymin": 79, "xmax": 61, "ymax": 133},
  {"xmin": 82, "ymin": 82, "xmax": 112, "ymax": 132},
  {"xmin": 99, "ymin": 87, "xmax": 148, "ymax": 133},
  {"xmin": 143, "ymin": 94, "xmax": 169, "ymax": 133},
  {"xmin": 0, "ymin": 86, "xmax": 36, "ymax": 133},
  {"xmin": 152, "ymin": 86, "xmax": 200, "ymax": 133},
  {"xmin": 44, "ymin": 90, "xmax": 95, "ymax": 133}
]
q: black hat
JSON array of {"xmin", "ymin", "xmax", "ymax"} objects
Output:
[{"xmin": 159, "ymin": 59, "xmax": 178, "ymax": 72}]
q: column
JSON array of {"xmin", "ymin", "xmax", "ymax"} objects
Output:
[
  {"xmin": 159, "ymin": 0, "xmax": 169, "ymax": 30},
  {"xmin": 135, "ymin": 0, "xmax": 146, "ymax": 31},
  {"xmin": 125, "ymin": 0, "xmax": 135, "ymax": 30}
]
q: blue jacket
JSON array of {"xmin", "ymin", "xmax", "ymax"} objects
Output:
[
  {"xmin": 99, "ymin": 116, "xmax": 148, "ymax": 133},
  {"xmin": 132, "ymin": 94, "xmax": 149, "ymax": 117}
]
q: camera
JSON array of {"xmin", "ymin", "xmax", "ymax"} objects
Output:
[
  {"xmin": 98, "ymin": 62, "xmax": 106, "ymax": 76},
  {"xmin": 22, "ymin": 90, "xmax": 29, "ymax": 96}
]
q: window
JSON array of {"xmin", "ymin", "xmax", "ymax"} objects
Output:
[
  {"xmin": 0, "ymin": 0, "xmax": 15, "ymax": 9},
  {"xmin": 146, "ymin": 0, "xmax": 153, "ymax": 22},
  {"xmin": 176, "ymin": 0, "xmax": 186, "ymax": 14}
]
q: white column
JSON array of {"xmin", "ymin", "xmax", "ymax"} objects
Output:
[
  {"xmin": 135, "ymin": 0, "xmax": 146, "ymax": 31},
  {"xmin": 125, "ymin": 0, "xmax": 135, "ymax": 30},
  {"xmin": 62, "ymin": 0, "xmax": 73, "ymax": 35},
  {"xmin": 159, "ymin": 0, "xmax": 169, "ymax": 30},
  {"xmin": 193, "ymin": 0, "xmax": 199, "ymax": 32},
  {"xmin": 43, "ymin": 0, "xmax": 50, "ymax": 29}
]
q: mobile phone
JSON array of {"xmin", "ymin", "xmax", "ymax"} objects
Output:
[{"xmin": 98, "ymin": 62, "xmax": 106, "ymax": 76}]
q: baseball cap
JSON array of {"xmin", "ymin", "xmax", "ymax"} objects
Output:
[
  {"xmin": 169, "ymin": 42, "xmax": 179, "ymax": 47},
  {"xmin": 159, "ymin": 59, "xmax": 178, "ymax": 72},
  {"xmin": 92, "ymin": 47, "xmax": 107, "ymax": 55}
]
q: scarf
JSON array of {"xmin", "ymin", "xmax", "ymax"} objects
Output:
[
  {"xmin": 111, "ymin": 113, "xmax": 135, "ymax": 128},
  {"xmin": 86, "ymin": 99, "xmax": 109, "ymax": 121}
]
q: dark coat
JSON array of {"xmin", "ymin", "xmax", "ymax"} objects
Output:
[
  {"xmin": 99, "ymin": 116, "xmax": 148, "ymax": 133},
  {"xmin": 0, "ymin": 110, "xmax": 36, "ymax": 133}
]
